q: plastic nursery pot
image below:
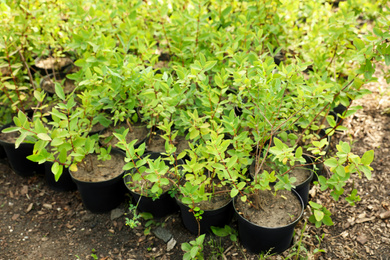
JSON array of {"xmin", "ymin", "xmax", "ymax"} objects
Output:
[
  {"xmin": 124, "ymin": 152, "xmax": 183, "ymax": 218},
  {"xmin": 70, "ymin": 150, "xmax": 127, "ymax": 213},
  {"xmin": 234, "ymin": 189, "xmax": 304, "ymax": 255},
  {"xmin": 44, "ymin": 161, "xmax": 77, "ymax": 192},
  {"xmin": 292, "ymin": 155, "xmax": 314, "ymax": 208},
  {"xmin": 33, "ymin": 56, "xmax": 74, "ymax": 76},
  {"xmin": 0, "ymin": 125, "xmax": 45, "ymax": 177},
  {"xmin": 176, "ymin": 197, "xmax": 234, "ymax": 235}
]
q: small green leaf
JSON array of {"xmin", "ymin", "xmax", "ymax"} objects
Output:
[
  {"xmin": 211, "ymin": 226, "xmax": 229, "ymax": 237},
  {"xmin": 204, "ymin": 61, "xmax": 217, "ymax": 71},
  {"xmin": 1, "ymin": 126, "xmax": 20, "ymax": 133},
  {"xmin": 324, "ymin": 158, "xmax": 338, "ymax": 168},
  {"xmin": 295, "ymin": 146, "xmax": 302, "ymax": 159},
  {"xmin": 361, "ymin": 150, "xmax": 374, "ymax": 165},
  {"xmin": 322, "ymin": 215, "xmax": 334, "ymax": 226},
  {"xmin": 230, "ymin": 188, "xmax": 239, "ymax": 198},
  {"xmin": 37, "ymin": 133, "xmax": 52, "ymax": 141},
  {"xmin": 353, "ymin": 38, "xmax": 365, "ymax": 51},
  {"xmin": 190, "ymin": 246, "xmax": 199, "ymax": 258},
  {"xmin": 314, "ymin": 210, "xmax": 324, "ymax": 222},
  {"xmin": 55, "ymin": 83, "xmax": 65, "ymax": 100}
]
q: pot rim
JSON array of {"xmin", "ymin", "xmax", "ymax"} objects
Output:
[
  {"xmin": 233, "ymin": 189, "xmax": 304, "ymax": 230},
  {"xmin": 69, "ymin": 149, "xmax": 126, "ymax": 184},
  {"xmin": 175, "ymin": 194, "xmax": 234, "ymax": 213}
]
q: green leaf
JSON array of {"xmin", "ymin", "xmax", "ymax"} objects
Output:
[
  {"xmin": 55, "ymin": 83, "xmax": 65, "ymax": 101},
  {"xmin": 190, "ymin": 246, "xmax": 199, "ymax": 258},
  {"xmin": 341, "ymin": 142, "xmax": 351, "ymax": 153},
  {"xmin": 221, "ymin": 6, "xmax": 232, "ymax": 17},
  {"xmin": 204, "ymin": 61, "xmax": 217, "ymax": 71},
  {"xmin": 1, "ymin": 126, "xmax": 20, "ymax": 133},
  {"xmin": 309, "ymin": 201, "xmax": 322, "ymax": 209},
  {"xmin": 230, "ymin": 188, "xmax": 239, "ymax": 198},
  {"xmin": 353, "ymin": 38, "xmax": 365, "ymax": 51},
  {"xmin": 295, "ymin": 146, "xmax": 302, "ymax": 159},
  {"xmin": 52, "ymin": 162, "xmax": 63, "ymax": 182},
  {"xmin": 199, "ymin": 53, "xmax": 206, "ymax": 67},
  {"xmin": 314, "ymin": 210, "xmax": 324, "ymax": 222},
  {"xmin": 322, "ymin": 215, "xmax": 334, "ymax": 226},
  {"xmin": 181, "ymin": 243, "xmax": 191, "ymax": 252},
  {"xmin": 211, "ymin": 226, "xmax": 229, "ymax": 237},
  {"xmin": 37, "ymin": 133, "xmax": 51, "ymax": 141},
  {"xmin": 15, "ymin": 131, "xmax": 28, "ymax": 149},
  {"xmin": 189, "ymin": 129, "xmax": 199, "ymax": 140},
  {"xmin": 324, "ymin": 158, "xmax": 338, "ymax": 168},
  {"xmin": 360, "ymin": 165, "xmax": 372, "ymax": 180},
  {"xmin": 361, "ymin": 150, "xmax": 374, "ymax": 165},
  {"xmin": 385, "ymin": 55, "xmax": 390, "ymax": 66}
]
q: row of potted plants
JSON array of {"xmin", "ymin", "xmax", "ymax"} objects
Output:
[{"xmin": 1, "ymin": 0, "xmax": 388, "ymax": 255}]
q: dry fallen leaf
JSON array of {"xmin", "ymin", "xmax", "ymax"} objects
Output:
[{"xmin": 26, "ymin": 203, "xmax": 33, "ymax": 213}]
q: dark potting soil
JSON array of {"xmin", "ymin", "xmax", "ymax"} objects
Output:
[
  {"xmin": 235, "ymin": 189, "xmax": 302, "ymax": 228},
  {"xmin": 100, "ymin": 123, "xmax": 148, "ymax": 149},
  {"xmin": 70, "ymin": 152, "xmax": 125, "ymax": 182}
]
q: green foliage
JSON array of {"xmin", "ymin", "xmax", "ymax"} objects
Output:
[
  {"xmin": 308, "ymin": 201, "xmax": 334, "ymax": 228},
  {"xmin": 211, "ymin": 225, "xmax": 238, "ymax": 242},
  {"xmin": 181, "ymin": 234, "xmax": 206, "ymax": 260},
  {"xmin": 1, "ymin": 0, "xmax": 383, "ymax": 238}
]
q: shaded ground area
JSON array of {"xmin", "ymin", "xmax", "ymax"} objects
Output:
[{"xmin": 1, "ymin": 72, "xmax": 390, "ymax": 259}]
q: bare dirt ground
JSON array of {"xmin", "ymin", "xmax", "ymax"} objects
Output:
[{"xmin": 1, "ymin": 70, "xmax": 390, "ymax": 259}]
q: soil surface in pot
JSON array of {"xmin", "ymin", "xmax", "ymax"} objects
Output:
[
  {"xmin": 41, "ymin": 75, "xmax": 76, "ymax": 94},
  {"xmin": 35, "ymin": 56, "xmax": 73, "ymax": 71},
  {"xmin": 70, "ymin": 153, "xmax": 125, "ymax": 182},
  {"xmin": 195, "ymin": 193, "xmax": 231, "ymax": 211},
  {"xmin": 289, "ymin": 166, "xmax": 310, "ymax": 185},
  {"xmin": 100, "ymin": 123, "xmax": 148, "ymax": 149},
  {"xmin": 146, "ymin": 134, "xmax": 190, "ymax": 154},
  {"xmin": 179, "ymin": 181, "xmax": 231, "ymax": 211},
  {"xmin": 235, "ymin": 189, "xmax": 301, "ymax": 228},
  {"xmin": 0, "ymin": 131, "xmax": 19, "ymax": 143},
  {"xmin": 250, "ymin": 161, "xmax": 310, "ymax": 186}
]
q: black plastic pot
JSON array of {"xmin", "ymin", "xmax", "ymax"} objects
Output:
[
  {"xmin": 70, "ymin": 151, "xmax": 127, "ymax": 213},
  {"xmin": 127, "ymin": 187, "xmax": 179, "ymax": 218},
  {"xmin": 292, "ymin": 164, "xmax": 314, "ymax": 208},
  {"xmin": 0, "ymin": 125, "xmax": 44, "ymax": 177},
  {"xmin": 44, "ymin": 162, "xmax": 77, "ymax": 191},
  {"xmin": 176, "ymin": 197, "xmax": 234, "ymax": 235},
  {"xmin": 234, "ymin": 189, "xmax": 304, "ymax": 255},
  {"xmin": 124, "ymin": 152, "xmax": 183, "ymax": 218},
  {"xmin": 33, "ymin": 56, "xmax": 74, "ymax": 76},
  {"xmin": 0, "ymin": 141, "xmax": 6, "ymax": 159}
]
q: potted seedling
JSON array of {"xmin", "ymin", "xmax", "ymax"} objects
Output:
[
  {"xmin": 5, "ymin": 87, "xmax": 127, "ymax": 211},
  {"xmin": 226, "ymin": 53, "xmax": 374, "ymax": 254},
  {"xmin": 114, "ymin": 118, "xmax": 186, "ymax": 219}
]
